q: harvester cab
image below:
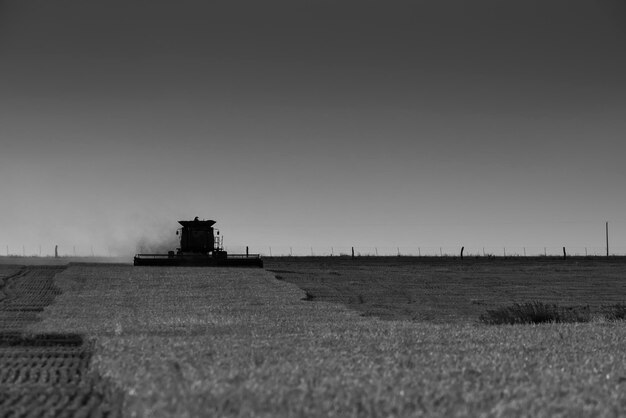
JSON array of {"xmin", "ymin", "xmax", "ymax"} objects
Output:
[{"xmin": 176, "ymin": 219, "xmax": 218, "ymax": 255}]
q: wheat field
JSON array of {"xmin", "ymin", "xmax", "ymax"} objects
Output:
[{"xmin": 19, "ymin": 259, "xmax": 626, "ymax": 417}]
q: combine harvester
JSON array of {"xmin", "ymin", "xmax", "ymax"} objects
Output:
[{"xmin": 134, "ymin": 218, "xmax": 263, "ymax": 267}]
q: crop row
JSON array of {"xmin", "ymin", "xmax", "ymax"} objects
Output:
[
  {"xmin": 0, "ymin": 383, "xmax": 122, "ymax": 417},
  {"xmin": 0, "ymin": 352, "xmax": 89, "ymax": 386},
  {"xmin": 0, "ymin": 267, "xmax": 123, "ymax": 417},
  {"xmin": 0, "ymin": 267, "xmax": 63, "ymax": 310},
  {"xmin": 0, "ymin": 267, "xmax": 65, "ymax": 335},
  {"xmin": 0, "ymin": 332, "xmax": 122, "ymax": 417}
]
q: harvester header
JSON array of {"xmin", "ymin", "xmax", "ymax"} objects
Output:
[{"xmin": 133, "ymin": 218, "xmax": 263, "ymax": 267}]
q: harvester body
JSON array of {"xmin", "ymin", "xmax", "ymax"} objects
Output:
[{"xmin": 133, "ymin": 218, "xmax": 263, "ymax": 267}]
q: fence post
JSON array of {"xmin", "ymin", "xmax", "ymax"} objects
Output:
[
  {"xmin": 563, "ymin": 247, "xmax": 567, "ymax": 260},
  {"xmin": 55, "ymin": 245, "xmax": 58, "ymax": 258},
  {"xmin": 460, "ymin": 246, "xmax": 464, "ymax": 260},
  {"xmin": 606, "ymin": 221, "xmax": 609, "ymax": 256},
  {"xmin": 351, "ymin": 247, "xmax": 355, "ymax": 259},
  {"xmin": 246, "ymin": 246, "xmax": 249, "ymax": 257}
]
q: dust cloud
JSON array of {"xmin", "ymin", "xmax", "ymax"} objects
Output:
[
  {"xmin": 104, "ymin": 214, "xmax": 181, "ymax": 257},
  {"xmin": 133, "ymin": 230, "xmax": 179, "ymax": 254}
]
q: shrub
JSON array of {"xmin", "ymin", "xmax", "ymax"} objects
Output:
[
  {"xmin": 301, "ymin": 290, "xmax": 316, "ymax": 301},
  {"xmin": 480, "ymin": 301, "xmax": 591, "ymax": 325},
  {"xmin": 601, "ymin": 304, "xmax": 626, "ymax": 321}
]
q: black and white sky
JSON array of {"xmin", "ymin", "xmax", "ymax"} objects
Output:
[{"xmin": 1, "ymin": 1, "xmax": 625, "ymax": 255}]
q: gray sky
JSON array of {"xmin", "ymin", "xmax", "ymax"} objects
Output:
[{"xmin": 1, "ymin": 1, "xmax": 625, "ymax": 256}]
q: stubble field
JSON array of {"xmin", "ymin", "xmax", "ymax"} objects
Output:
[
  {"xmin": 266, "ymin": 256, "xmax": 626, "ymax": 322},
  {"xmin": 2, "ymin": 257, "xmax": 626, "ymax": 417}
]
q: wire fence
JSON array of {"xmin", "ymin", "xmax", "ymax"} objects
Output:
[
  {"xmin": 3, "ymin": 244, "xmax": 626, "ymax": 258},
  {"xmin": 1, "ymin": 245, "xmax": 109, "ymax": 258},
  {"xmin": 226, "ymin": 246, "xmax": 626, "ymax": 258}
]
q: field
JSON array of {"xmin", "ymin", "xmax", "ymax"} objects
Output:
[
  {"xmin": 266, "ymin": 256, "xmax": 626, "ymax": 322},
  {"xmin": 2, "ymin": 257, "xmax": 626, "ymax": 416}
]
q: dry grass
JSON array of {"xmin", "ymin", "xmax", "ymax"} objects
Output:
[
  {"xmin": 28, "ymin": 262, "xmax": 626, "ymax": 417},
  {"xmin": 480, "ymin": 302, "xmax": 626, "ymax": 325},
  {"xmin": 479, "ymin": 301, "xmax": 592, "ymax": 324}
]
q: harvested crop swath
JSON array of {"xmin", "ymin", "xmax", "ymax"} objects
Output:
[
  {"xmin": 0, "ymin": 266, "xmax": 123, "ymax": 417},
  {"xmin": 0, "ymin": 334, "xmax": 122, "ymax": 416},
  {"xmin": 0, "ymin": 339, "xmax": 89, "ymax": 385},
  {"xmin": 0, "ymin": 267, "xmax": 64, "ymax": 331}
]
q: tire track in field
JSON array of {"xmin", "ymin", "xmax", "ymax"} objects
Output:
[{"xmin": 0, "ymin": 265, "xmax": 123, "ymax": 417}]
